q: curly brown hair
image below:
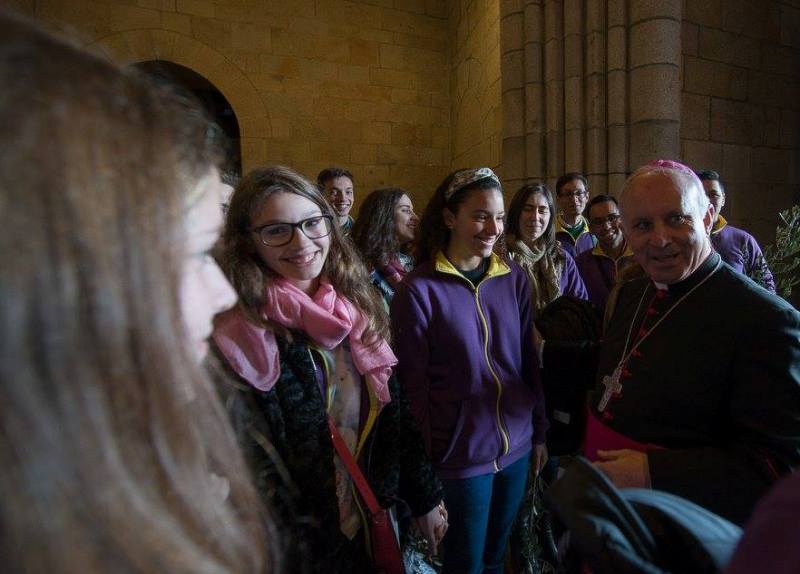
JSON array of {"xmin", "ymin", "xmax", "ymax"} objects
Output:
[
  {"xmin": 222, "ymin": 165, "xmax": 390, "ymax": 343},
  {"xmin": 350, "ymin": 187, "xmax": 409, "ymax": 270}
]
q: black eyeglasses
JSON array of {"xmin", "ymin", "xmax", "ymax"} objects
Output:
[
  {"xmin": 558, "ymin": 190, "xmax": 589, "ymax": 199},
  {"xmin": 589, "ymin": 213, "xmax": 621, "ymax": 227},
  {"xmin": 251, "ymin": 215, "xmax": 334, "ymax": 247}
]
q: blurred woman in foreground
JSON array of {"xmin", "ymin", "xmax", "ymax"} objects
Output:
[{"xmin": 0, "ymin": 11, "xmax": 274, "ymax": 573}]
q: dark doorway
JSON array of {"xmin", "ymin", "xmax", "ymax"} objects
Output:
[{"xmin": 133, "ymin": 60, "xmax": 242, "ymax": 176}]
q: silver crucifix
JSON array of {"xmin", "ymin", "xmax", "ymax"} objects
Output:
[{"xmin": 598, "ymin": 365, "xmax": 623, "ymax": 412}]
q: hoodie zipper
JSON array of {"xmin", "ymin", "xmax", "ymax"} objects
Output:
[{"xmin": 473, "ymin": 281, "xmax": 511, "ymax": 472}]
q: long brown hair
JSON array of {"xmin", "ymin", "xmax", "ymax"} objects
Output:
[
  {"xmin": 350, "ymin": 187, "xmax": 409, "ymax": 269},
  {"xmin": 0, "ymin": 12, "xmax": 271, "ymax": 573},
  {"xmin": 222, "ymin": 165, "xmax": 390, "ymax": 343},
  {"xmin": 506, "ymin": 182, "xmax": 560, "ymax": 257}
]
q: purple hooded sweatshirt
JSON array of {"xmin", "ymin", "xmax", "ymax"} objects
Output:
[
  {"xmin": 575, "ymin": 243, "xmax": 635, "ymax": 311},
  {"xmin": 391, "ymin": 252, "xmax": 548, "ymax": 479},
  {"xmin": 555, "ymin": 214, "xmax": 596, "ymax": 258},
  {"xmin": 711, "ymin": 216, "xmax": 776, "ymax": 293}
]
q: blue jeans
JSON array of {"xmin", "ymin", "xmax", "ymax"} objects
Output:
[{"xmin": 441, "ymin": 453, "xmax": 531, "ymax": 574}]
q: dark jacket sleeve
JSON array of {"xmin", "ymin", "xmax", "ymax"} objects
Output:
[
  {"xmin": 561, "ymin": 251, "xmax": 589, "ymax": 300},
  {"xmin": 516, "ymin": 265, "xmax": 549, "ymax": 444},
  {"xmin": 369, "ymin": 373, "xmax": 444, "ymax": 517},
  {"xmin": 648, "ymin": 303, "xmax": 800, "ymax": 525},
  {"xmin": 390, "ymin": 282, "xmax": 433, "ymax": 452}
]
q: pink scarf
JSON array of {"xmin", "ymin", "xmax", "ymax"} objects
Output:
[
  {"xmin": 379, "ymin": 256, "xmax": 410, "ymax": 289},
  {"xmin": 213, "ymin": 277, "xmax": 396, "ymax": 406}
]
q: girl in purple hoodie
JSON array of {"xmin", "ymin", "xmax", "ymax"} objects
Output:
[{"xmin": 391, "ymin": 168, "xmax": 549, "ymax": 574}]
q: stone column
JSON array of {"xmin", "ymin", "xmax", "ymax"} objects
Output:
[
  {"xmin": 544, "ymin": 0, "xmax": 564, "ymax": 190},
  {"xmin": 499, "ymin": 0, "xmax": 684, "ymax": 193},
  {"xmin": 524, "ymin": 0, "xmax": 545, "ymax": 181},
  {"xmin": 563, "ymin": 0, "xmax": 584, "ymax": 172},
  {"xmin": 500, "ymin": 0, "xmax": 526, "ymax": 185},
  {"xmin": 585, "ymin": 0, "xmax": 607, "ymax": 194},
  {"xmin": 627, "ymin": 0, "xmax": 682, "ymax": 168},
  {"xmin": 606, "ymin": 0, "xmax": 628, "ymax": 195}
]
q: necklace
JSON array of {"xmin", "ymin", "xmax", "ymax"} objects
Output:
[{"xmin": 598, "ymin": 258, "xmax": 723, "ymax": 412}]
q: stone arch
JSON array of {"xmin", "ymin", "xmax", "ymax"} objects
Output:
[{"xmin": 88, "ymin": 30, "xmax": 268, "ymax": 170}]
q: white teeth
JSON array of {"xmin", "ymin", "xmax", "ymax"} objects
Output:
[{"xmin": 287, "ymin": 252, "xmax": 317, "ymax": 265}]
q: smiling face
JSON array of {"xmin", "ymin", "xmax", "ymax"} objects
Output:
[
  {"xmin": 588, "ymin": 200, "xmax": 624, "ymax": 253},
  {"xmin": 394, "ymin": 193, "xmax": 418, "ymax": 245},
  {"xmin": 250, "ymin": 192, "xmax": 331, "ymax": 294},
  {"xmin": 557, "ymin": 178, "xmax": 589, "ymax": 221},
  {"xmin": 519, "ymin": 192, "xmax": 551, "ymax": 244},
  {"xmin": 622, "ymin": 171, "xmax": 713, "ymax": 285},
  {"xmin": 702, "ymin": 179, "xmax": 725, "ymax": 224},
  {"xmin": 323, "ymin": 176, "xmax": 354, "ymax": 219},
  {"xmin": 179, "ymin": 170, "xmax": 238, "ymax": 361},
  {"xmin": 444, "ymin": 187, "xmax": 505, "ymax": 271}
]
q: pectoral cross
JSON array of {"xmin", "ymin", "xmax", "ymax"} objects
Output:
[{"xmin": 598, "ymin": 366, "xmax": 623, "ymax": 412}]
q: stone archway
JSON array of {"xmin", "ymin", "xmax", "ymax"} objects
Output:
[
  {"xmin": 134, "ymin": 60, "xmax": 243, "ymax": 175},
  {"xmin": 88, "ymin": 30, "xmax": 268, "ymax": 171}
]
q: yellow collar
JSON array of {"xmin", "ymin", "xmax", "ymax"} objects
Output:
[
  {"xmin": 434, "ymin": 250, "xmax": 510, "ymax": 282},
  {"xmin": 591, "ymin": 241, "xmax": 634, "ymax": 260},
  {"xmin": 711, "ymin": 215, "xmax": 727, "ymax": 234},
  {"xmin": 556, "ymin": 214, "xmax": 589, "ymax": 234}
]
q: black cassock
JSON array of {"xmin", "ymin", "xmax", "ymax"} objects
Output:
[{"xmin": 550, "ymin": 253, "xmax": 800, "ymax": 525}]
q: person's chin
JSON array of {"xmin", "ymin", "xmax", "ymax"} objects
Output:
[
  {"xmin": 474, "ymin": 239, "xmax": 496, "ymax": 257},
  {"xmin": 644, "ymin": 259, "xmax": 688, "ymax": 284}
]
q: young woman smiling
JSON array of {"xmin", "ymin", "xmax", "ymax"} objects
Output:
[
  {"xmin": 213, "ymin": 166, "xmax": 446, "ymax": 573},
  {"xmin": 505, "ymin": 182, "xmax": 588, "ymax": 313},
  {"xmin": 392, "ymin": 167, "xmax": 549, "ymax": 574},
  {"xmin": 351, "ymin": 187, "xmax": 419, "ymax": 307}
]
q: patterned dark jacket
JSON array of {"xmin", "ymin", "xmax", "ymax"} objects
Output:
[{"xmin": 212, "ymin": 333, "xmax": 443, "ymax": 573}]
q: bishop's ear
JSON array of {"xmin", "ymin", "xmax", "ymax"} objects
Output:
[{"xmin": 702, "ymin": 203, "xmax": 715, "ymax": 234}]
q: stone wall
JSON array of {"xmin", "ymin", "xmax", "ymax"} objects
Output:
[
  {"xmin": 681, "ymin": 0, "xmax": 800, "ymax": 245},
  {"xmin": 447, "ymin": 0, "xmax": 502, "ymax": 175},
  {"xmin": 8, "ymin": 0, "xmax": 452, "ymax": 211},
  {"xmin": 500, "ymin": 0, "xmax": 683, "ymax": 195},
  {"xmin": 7, "ymin": 0, "xmax": 799, "ymax": 235}
]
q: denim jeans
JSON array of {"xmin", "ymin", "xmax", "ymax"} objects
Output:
[{"xmin": 441, "ymin": 453, "xmax": 531, "ymax": 574}]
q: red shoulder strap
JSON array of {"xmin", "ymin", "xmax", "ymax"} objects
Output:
[{"xmin": 327, "ymin": 417, "xmax": 381, "ymax": 515}]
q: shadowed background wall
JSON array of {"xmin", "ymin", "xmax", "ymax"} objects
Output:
[{"xmin": 4, "ymin": 0, "xmax": 798, "ymax": 246}]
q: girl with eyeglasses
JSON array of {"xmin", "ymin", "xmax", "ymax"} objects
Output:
[
  {"xmin": 391, "ymin": 168, "xmax": 548, "ymax": 574},
  {"xmin": 212, "ymin": 166, "xmax": 447, "ymax": 572}
]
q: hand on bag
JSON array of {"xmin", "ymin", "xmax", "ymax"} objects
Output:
[
  {"xmin": 594, "ymin": 449, "xmax": 651, "ymax": 489},
  {"xmin": 413, "ymin": 500, "xmax": 448, "ymax": 556},
  {"xmin": 532, "ymin": 442, "xmax": 548, "ymax": 476}
]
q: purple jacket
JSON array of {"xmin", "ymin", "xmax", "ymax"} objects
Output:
[
  {"xmin": 724, "ymin": 472, "xmax": 800, "ymax": 574},
  {"xmin": 561, "ymin": 251, "xmax": 589, "ymax": 300},
  {"xmin": 711, "ymin": 216, "xmax": 776, "ymax": 293},
  {"xmin": 391, "ymin": 252, "xmax": 548, "ymax": 479},
  {"xmin": 575, "ymin": 243, "xmax": 635, "ymax": 311},
  {"xmin": 555, "ymin": 215, "xmax": 596, "ymax": 258}
]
